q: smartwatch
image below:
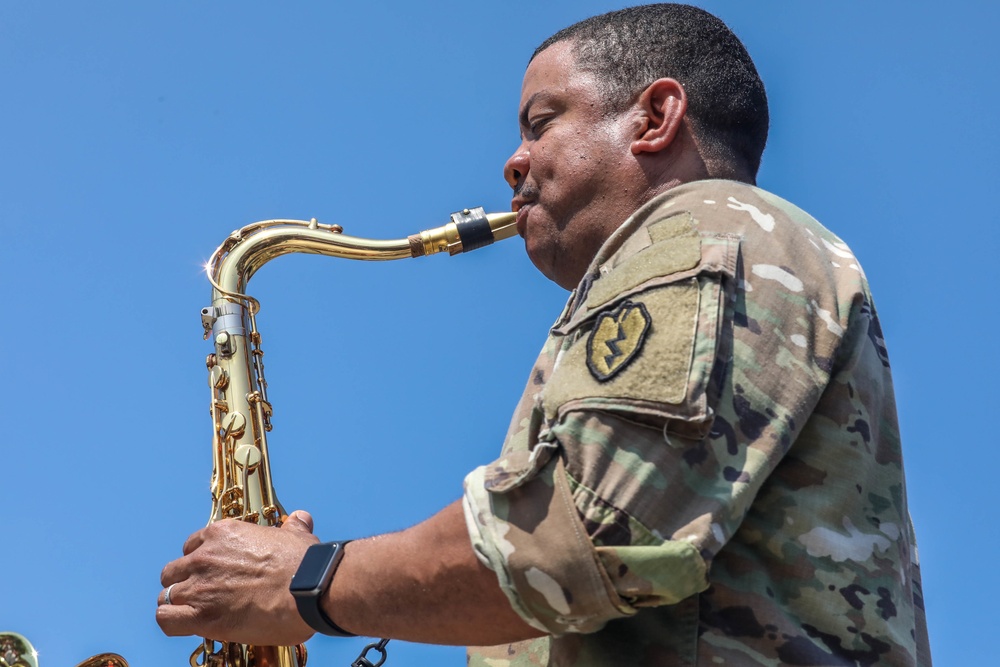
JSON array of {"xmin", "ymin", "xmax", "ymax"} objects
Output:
[{"xmin": 289, "ymin": 541, "xmax": 356, "ymax": 637}]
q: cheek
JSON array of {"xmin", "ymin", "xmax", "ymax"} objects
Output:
[{"xmin": 531, "ymin": 143, "xmax": 554, "ymax": 179}]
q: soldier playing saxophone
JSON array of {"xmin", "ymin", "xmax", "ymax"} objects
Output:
[{"xmin": 158, "ymin": 5, "xmax": 931, "ymax": 665}]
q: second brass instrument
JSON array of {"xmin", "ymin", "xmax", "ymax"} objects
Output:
[
  {"xmin": 0, "ymin": 633, "xmax": 127, "ymax": 667},
  {"xmin": 194, "ymin": 207, "xmax": 516, "ymax": 667}
]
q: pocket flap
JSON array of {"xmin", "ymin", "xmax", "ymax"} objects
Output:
[{"xmin": 482, "ymin": 441, "xmax": 559, "ymax": 494}]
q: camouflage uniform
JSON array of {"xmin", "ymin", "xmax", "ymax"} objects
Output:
[{"xmin": 462, "ymin": 180, "xmax": 931, "ymax": 666}]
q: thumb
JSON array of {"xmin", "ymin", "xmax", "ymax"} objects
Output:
[{"xmin": 282, "ymin": 510, "xmax": 314, "ymax": 534}]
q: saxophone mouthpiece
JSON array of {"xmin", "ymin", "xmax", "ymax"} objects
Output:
[{"xmin": 408, "ymin": 207, "xmax": 517, "ymax": 257}]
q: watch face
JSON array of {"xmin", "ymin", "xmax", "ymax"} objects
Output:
[{"xmin": 290, "ymin": 543, "xmax": 337, "ymax": 593}]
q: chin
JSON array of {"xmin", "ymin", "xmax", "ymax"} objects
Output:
[{"xmin": 525, "ymin": 242, "xmax": 556, "ymax": 284}]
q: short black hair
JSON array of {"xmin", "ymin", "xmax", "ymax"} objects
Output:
[{"xmin": 533, "ymin": 3, "xmax": 769, "ymax": 178}]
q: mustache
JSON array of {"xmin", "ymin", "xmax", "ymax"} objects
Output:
[{"xmin": 513, "ymin": 181, "xmax": 539, "ymax": 199}]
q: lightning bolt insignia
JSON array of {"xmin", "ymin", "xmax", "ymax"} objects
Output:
[
  {"xmin": 604, "ymin": 322, "xmax": 628, "ymax": 368},
  {"xmin": 586, "ymin": 300, "xmax": 651, "ymax": 382}
]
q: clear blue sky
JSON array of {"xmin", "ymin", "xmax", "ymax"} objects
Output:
[{"xmin": 1, "ymin": 2, "xmax": 996, "ymax": 665}]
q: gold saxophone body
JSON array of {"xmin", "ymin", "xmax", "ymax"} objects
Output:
[{"xmin": 195, "ymin": 207, "xmax": 517, "ymax": 667}]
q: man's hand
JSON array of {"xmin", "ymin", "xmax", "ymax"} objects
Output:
[
  {"xmin": 156, "ymin": 509, "xmax": 319, "ymax": 646},
  {"xmin": 157, "ymin": 501, "xmax": 543, "ymax": 647}
]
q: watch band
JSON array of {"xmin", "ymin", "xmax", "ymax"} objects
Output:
[{"xmin": 290, "ymin": 541, "xmax": 356, "ymax": 637}]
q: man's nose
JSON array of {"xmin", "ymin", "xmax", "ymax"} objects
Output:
[{"xmin": 504, "ymin": 147, "xmax": 530, "ymax": 190}]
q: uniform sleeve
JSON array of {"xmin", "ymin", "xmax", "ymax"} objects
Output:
[
  {"xmin": 462, "ymin": 263, "xmax": 740, "ymax": 634},
  {"xmin": 462, "ymin": 208, "xmax": 837, "ymax": 636},
  {"xmin": 463, "ymin": 411, "xmax": 715, "ymax": 635},
  {"xmin": 463, "ymin": 441, "xmax": 640, "ymax": 634},
  {"xmin": 459, "ymin": 213, "xmax": 732, "ymax": 633}
]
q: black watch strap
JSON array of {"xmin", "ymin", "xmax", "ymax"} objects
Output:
[{"xmin": 290, "ymin": 541, "xmax": 356, "ymax": 637}]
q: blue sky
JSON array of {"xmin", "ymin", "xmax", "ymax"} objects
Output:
[{"xmin": 1, "ymin": 2, "xmax": 996, "ymax": 665}]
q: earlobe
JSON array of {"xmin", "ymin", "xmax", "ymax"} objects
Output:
[{"xmin": 631, "ymin": 78, "xmax": 687, "ymax": 155}]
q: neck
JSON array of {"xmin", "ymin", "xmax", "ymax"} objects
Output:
[{"xmin": 641, "ymin": 123, "xmax": 756, "ymax": 193}]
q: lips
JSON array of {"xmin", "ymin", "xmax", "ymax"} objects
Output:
[
  {"xmin": 515, "ymin": 204, "xmax": 532, "ymax": 238},
  {"xmin": 511, "ymin": 196, "xmax": 535, "ymax": 238}
]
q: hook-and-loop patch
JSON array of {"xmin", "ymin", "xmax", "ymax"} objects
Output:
[
  {"xmin": 539, "ymin": 208, "xmax": 736, "ymax": 425},
  {"xmin": 540, "ymin": 279, "xmax": 705, "ymax": 424}
]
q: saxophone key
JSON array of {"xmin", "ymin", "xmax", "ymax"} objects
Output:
[
  {"xmin": 210, "ymin": 366, "xmax": 229, "ymax": 390},
  {"xmin": 221, "ymin": 412, "xmax": 246, "ymax": 439},
  {"xmin": 234, "ymin": 444, "xmax": 261, "ymax": 470},
  {"xmin": 220, "ymin": 488, "xmax": 244, "ymax": 518}
]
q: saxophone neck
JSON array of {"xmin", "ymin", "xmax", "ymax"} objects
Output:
[{"xmin": 205, "ymin": 207, "xmax": 517, "ymax": 300}]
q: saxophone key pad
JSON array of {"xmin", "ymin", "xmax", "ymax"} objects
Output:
[
  {"xmin": 221, "ymin": 411, "xmax": 246, "ymax": 438},
  {"xmin": 234, "ymin": 444, "xmax": 262, "ymax": 470},
  {"xmin": 210, "ymin": 365, "xmax": 229, "ymax": 390}
]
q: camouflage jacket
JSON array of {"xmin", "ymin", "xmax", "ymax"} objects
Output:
[{"xmin": 462, "ymin": 180, "xmax": 931, "ymax": 666}]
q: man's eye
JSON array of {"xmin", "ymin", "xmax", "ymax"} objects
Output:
[{"xmin": 528, "ymin": 118, "xmax": 549, "ymax": 136}]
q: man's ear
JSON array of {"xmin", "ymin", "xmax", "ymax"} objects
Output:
[{"xmin": 631, "ymin": 78, "xmax": 687, "ymax": 155}]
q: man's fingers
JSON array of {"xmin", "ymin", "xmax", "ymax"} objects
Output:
[
  {"xmin": 155, "ymin": 602, "xmax": 202, "ymax": 637},
  {"xmin": 160, "ymin": 553, "xmax": 192, "ymax": 587},
  {"xmin": 157, "ymin": 513, "xmax": 318, "ymax": 644},
  {"xmin": 182, "ymin": 527, "xmax": 208, "ymax": 556},
  {"xmin": 158, "ymin": 583, "xmax": 176, "ymax": 606},
  {"xmin": 282, "ymin": 510, "xmax": 314, "ymax": 533}
]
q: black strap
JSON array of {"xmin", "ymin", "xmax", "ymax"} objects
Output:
[{"xmin": 293, "ymin": 541, "xmax": 357, "ymax": 637}]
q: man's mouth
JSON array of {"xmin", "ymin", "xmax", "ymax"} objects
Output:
[
  {"xmin": 514, "ymin": 203, "xmax": 533, "ymax": 238},
  {"xmin": 511, "ymin": 190, "xmax": 537, "ymax": 239}
]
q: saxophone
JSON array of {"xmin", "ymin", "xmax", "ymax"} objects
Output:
[
  {"xmin": 0, "ymin": 633, "xmax": 127, "ymax": 667},
  {"xmin": 196, "ymin": 207, "xmax": 517, "ymax": 667}
]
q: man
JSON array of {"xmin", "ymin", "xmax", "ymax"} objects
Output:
[{"xmin": 158, "ymin": 4, "xmax": 931, "ymax": 665}]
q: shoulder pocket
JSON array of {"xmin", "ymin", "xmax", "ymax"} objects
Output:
[{"xmin": 541, "ymin": 230, "xmax": 740, "ymax": 436}]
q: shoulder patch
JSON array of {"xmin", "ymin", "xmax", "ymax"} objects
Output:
[
  {"xmin": 586, "ymin": 301, "xmax": 651, "ymax": 382},
  {"xmin": 541, "ymin": 279, "xmax": 711, "ymax": 423}
]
